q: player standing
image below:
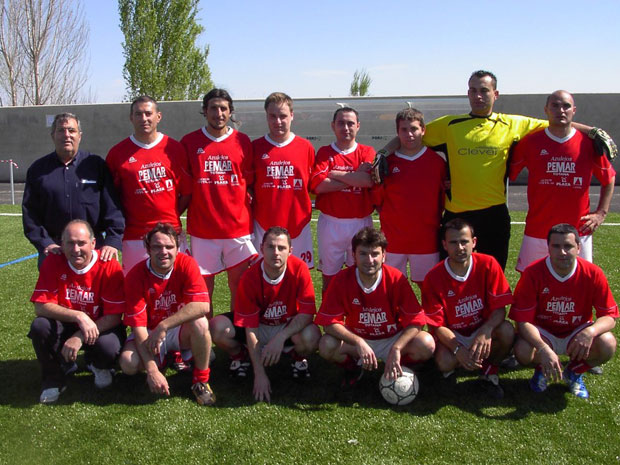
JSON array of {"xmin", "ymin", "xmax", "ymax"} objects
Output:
[
  {"xmin": 106, "ymin": 95, "xmax": 191, "ymax": 275},
  {"xmin": 310, "ymin": 106, "xmax": 374, "ymax": 293},
  {"xmin": 510, "ymin": 224, "xmax": 617, "ymax": 399},
  {"xmin": 180, "ymin": 89, "xmax": 257, "ymax": 315},
  {"xmin": 375, "ymin": 108, "xmax": 447, "ymax": 286},
  {"xmin": 29, "ymin": 220, "xmax": 126, "ymax": 403},
  {"xmin": 316, "ymin": 227, "xmax": 434, "ymax": 388},
  {"xmin": 210, "ymin": 227, "xmax": 320, "ymax": 402},
  {"xmin": 509, "ymin": 90, "xmax": 616, "ymax": 272},
  {"xmin": 119, "ymin": 223, "xmax": 215, "ymax": 406},
  {"xmin": 251, "ymin": 92, "xmax": 315, "ymax": 267},
  {"xmin": 422, "ymin": 219, "xmax": 514, "ymax": 398}
]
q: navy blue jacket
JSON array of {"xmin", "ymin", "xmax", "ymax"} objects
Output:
[{"xmin": 22, "ymin": 150, "xmax": 125, "ymax": 253}]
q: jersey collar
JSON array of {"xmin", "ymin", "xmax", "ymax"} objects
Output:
[
  {"xmin": 261, "ymin": 260, "xmax": 287, "ymax": 285},
  {"xmin": 544, "ymin": 127, "xmax": 576, "ymax": 144},
  {"xmin": 68, "ymin": 250, "xmax": 98, "ymax": 275},
  {"xmin": 355, "ymin": 268, "xmax": 382, "ymax": 294},
  {"xmin": 444, "ymin": 255, "xmax": 473, "ymax": 282},
  {"xmin": 545, "ymin": 256, "xmax": 578, "ymax": 282},
  {"xmin": 265, "ymin": 133, "xmax": 295, "ymax": 148},
  {"xmin": 147, "ymin": 258, "xmax": 173, "ymax": 280},
  {"xmin": 330, "ymin": 142, "xmax": 358, "ymax": 155},
  {"xmin": 130, "ymin": 133, "xmax": 164, "ymax": 149},
  {"xmin": 394, "ymin": 146, "xmax": 427, "ymax": 161},
  {"xmin": 202, "ymin": 126, "xmax": 233, "ymax": 142}
]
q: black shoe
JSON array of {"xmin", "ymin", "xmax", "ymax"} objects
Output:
[
  {"xmin": 341, "ymin": 366, "xmax": 364, "ymax": 390},
  {"xmin": 291, "ymin": 359, "xmax": 311, "ymax": 380},
  {"xmin": 229, "ymin": 359, "xmax": 251, "ymax": 378},
  {"xmin": 479, "ymin": 374, "xmax": 504, "ymax": 399}
]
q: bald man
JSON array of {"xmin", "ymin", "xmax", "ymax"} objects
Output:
[{"xmin": 509, "ymin": 90, "xmax": 616, "ymax": 272}]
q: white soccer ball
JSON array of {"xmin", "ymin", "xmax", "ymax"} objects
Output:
[{"xmin": 379, "ymin": 366, "xmax": 419, "ymax": 406}]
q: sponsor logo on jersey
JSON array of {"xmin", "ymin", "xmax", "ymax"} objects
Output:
[
  {"xmin": 392, "ymin": 167, "xmax": 400, "ymax": 174},
  {"xmin": 387, "ymin": 324, "xmax": 397, "ymax": 333},
  {"xmin": 65, "ymin": 287, "xmax": 95, "ymax": 305},
  {"xmin": 165, "ymin": 179, "xmax": 173, "ymax": 190},
  {"xmin": 261, "ymin": 153, "xmax": 270, "ymax": 160},
  {"xmin": 352, "ymin": 298, "xmax": 361, "ymax": 305},
  {"xmin": 129, "ymin": 156, "xmax": 137, "ymax": 163},
  {"xmin": 293, "ymin": 178, "xmax": 302, "ymax": 188},
  {"xmin": 447, "ymin": 290, "xmax": 455, "ymax": 297},
  {"xmin": 155, "ymin": 291, "xmax": 177, "ymax": 311},
  {"xmin": 572, "ymin": 316, "xmax": 583, "ymax": 324},
  {"xmin": 231, "ymin": 174, "xmax": 239, "ymax": 185},
  {"xmin": 204, "ymin": 158, "xmax": 232, "ymax": 174},
  {"xmin": 573, "ymin": 177, "xmax": 583, "ymax": 187},
  {"xmin": 138, "ymin": 165, "xmax": 167, "ymax": 183},
  {"xmin": 539, "ymin": 149, "xmax": 549, "ymax": 156},
  {"xmin": 266, "ymin": 162, "xmax": 294, "ymax": 179},
  {"xmin": 542, "ymin": 287, "xmax": 550, "ymax": 294},
  {"xmin": 60, "ymin": 274, "xmax": 67, "ymax": 281},
  {"xmin": 546, "ymin": 297, "xmax": 575, "ymax": 315},
  {"xmin": 457, "ymin": 146, "xmax": 498, "ymax": 156},
  {"xmin": 546, "ymin": 160, "xmax": 575, "ymax": 175},
  {"xmin": 196, "ymin": 148, "xmax": 204, "ymax": 154},
  {"xmin": 454, "ymin": 296, "xmax": 484, "ymax": 318},
  {"xmin": 358, "ymin": 307, "xmax": 387, "ymax": 325},
  {"xmin": 264, "ymin": 302, "xmax": 287, "ymax": 320}
]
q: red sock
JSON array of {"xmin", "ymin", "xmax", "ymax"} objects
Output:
[
  {"xmin": 192, "ymin": 367, "xmax": 210, "ymax": 384},
  {"xmin": 481, "ymin": 360, "xmax": 499, "ymax": 376},
  {"xmin": 337, "ymin": 355, "xmax": 359, "ymax": 371},
  {"xmin": 567, "ymin": 361, "xmax": 591, "ymax": 374}
]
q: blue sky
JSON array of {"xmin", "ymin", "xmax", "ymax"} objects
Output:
[{"xmin": 86, "ymin": 0, "xmax": 620, "ymax": 103}]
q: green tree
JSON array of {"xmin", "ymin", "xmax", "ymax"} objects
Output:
[
  {"xmin": 349, "ymin": 68, "xmax": 371, "ymax": 97},
  {"xmin": 118, "ymin": 0, "xmax": 212, "ymax": 101}
]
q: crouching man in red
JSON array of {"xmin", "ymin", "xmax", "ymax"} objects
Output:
[
  {"xmin": 510, "ymin": 223, "xmax": 617, "ymax": 399},
  {"xmin": 119, "ymin": 223, "xmax": 215, "ymax": 406},
  {"xmin": 316, "ymin": 226, "xmax": 434, "ymax": 388}
]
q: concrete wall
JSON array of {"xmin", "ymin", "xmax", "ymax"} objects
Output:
[{"xmin": 1, "ymin": 94, "xmax": 618, "ymax": 183}]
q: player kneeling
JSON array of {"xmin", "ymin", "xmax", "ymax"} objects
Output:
[
  {"xmin": 316, "ymin": 227, "xmax": 434, "ymax": 390},
  {"xmin": 210, "ymin": 226, "xmax": 320, "ymax": 402},
  {"xmin": 510, "ymin": 223, "xmax": 617, "ymax": 399},
  {"xmin": 422, "ymin": 219, "xmax": 514, "ymax": 399},
  {"xmin": 119, "ymin": 223, "xmax": 215, "ymax": 406}
]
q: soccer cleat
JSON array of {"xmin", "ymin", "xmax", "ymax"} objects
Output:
[
  {"xmin": 563, "ymin": 368, "xmax": 589, "ymax": 399},
  {"xmin": 39, "ymin": 385, "xmax": 67, "ymax": 404},
  {"xmin": 229, "ymin": 358, "xmax": 251, "ymax": 379},
  {"xmin": 191, "ymin": 382, "xmax": 216, "ymax": 406},
  {"xmin": 170, "ymin": 351, "xmax": 192, "ymax": 372},
  {"xmin": 341, "ymin": 366, "xmax": 364, "ymax": 390},
  {"xmin": 479, "ymin": 373, "xmax": 504, "ymax": 399},
  {"xmin": 588, "ymin": 365, "xmax": 603, "ymax": 375},
  {"xmin": 87, "ymin": 363, "xmax": 114, "ymax": 389},
  {"xmin": 291, "ymin": 359, "xmax": 311, "ymax": 380},
  {"xmin": 529, "ymin": 369, "xmax": 548, "ymax": 393}
]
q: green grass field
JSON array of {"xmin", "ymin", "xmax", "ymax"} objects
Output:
[{"xmin": 1, "ymin": 204, "xmax": 619, "ymax": 465}]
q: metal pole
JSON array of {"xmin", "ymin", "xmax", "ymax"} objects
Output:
[{"xmin": 10, "ymin": 159, "xmax": 15, "ymax": 205}]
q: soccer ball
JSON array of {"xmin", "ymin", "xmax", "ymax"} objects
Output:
[{"xmin": 379, "ymin": 367, "xmax": 419, "ymax": 406}]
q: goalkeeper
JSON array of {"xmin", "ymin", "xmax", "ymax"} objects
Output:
[
  {"xmin": 508, "ymin": 90, "xmax": 616, "ymax": 272},
  {"xmin": 372, "ymin": 70, "xmax": 616, "ymax": 270}
]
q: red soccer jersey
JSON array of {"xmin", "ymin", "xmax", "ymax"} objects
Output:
[
  {"xmin": 123, "ymin": 252, "xmax": 209, "ymax": 329},
  {"xmin": 509, "ymin": 256, "xmax": 618, "ymax": 337},
  {"xmin": 375, "ymin": 147, "xmax": 446, "ymax": 253},
  {"xmin": 509, "ymin": 128, "xmax": 616, "ymax": 238},
  {"xmin": 315, "ymin": 264, "xmax": 426, "ymax": 340},
  {"xmin": 422, "ymin": 253, "xmax": 513, "ymax": 337},
  {"xmin": 181, "ymin": 127, "xmax": 254, "ymax": 239},
  {"xmin": 234, "ymin": 255, "xmax": 316, "ymax": 328},
  {"xmin": 31, "ymin": 252, "xmax": 125, "ymax": 320},
  {"xmin": 106, "ymin": 134, "xmax": 191, "ymax": 240},
  {"xmin": 310, "ymin": 142, "xmax": 375, "ymax": 218},
  {"xmin": 251, "ymin": 134, "xmax": 315, "ymax": 237}
]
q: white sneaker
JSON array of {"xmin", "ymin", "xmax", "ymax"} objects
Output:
[
  {"xmin": 40, "ymin": 386, "xmax": 67, "ymax": 404},
  {"xmin": 87, "ymin": 363, "xmax": 114, "ymax": 389}
]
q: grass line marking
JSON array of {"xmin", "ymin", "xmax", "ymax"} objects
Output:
[{"xmin": 0, "ymin": 253, "xmax": 37, "ymax": 269}]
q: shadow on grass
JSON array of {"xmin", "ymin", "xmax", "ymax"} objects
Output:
[{"xmin": 0, "ymin": 354, "xmax": 571, "ymax": 416}]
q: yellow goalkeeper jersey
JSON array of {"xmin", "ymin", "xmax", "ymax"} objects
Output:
[{"xmin": 423, "ymin": 112, "xmax": 547, "ymax": 212}]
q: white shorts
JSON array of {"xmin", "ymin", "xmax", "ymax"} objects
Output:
[
  {"xmin": 386, "ymin": 252, "xmax": 440, "ymax": 283},
  {"xmin": 516, "ymin": 234, "xmax": 592, "ymax": 272},
  {"xmin": 535, "ymin": 322, "xmax": 593, "ymax": 356},
  {"xmin": 452, "ymin": 330, "xmax": 476, "ymax": 349},
  {"xmin": 190, "ymin": 235, "xmax": 257, "ymax": 275},
  {"xmin": 122, "ymin": 233, "xmax": 190, "ymax": 275},
  {"xmin": 317, "ymin": 213, "xmax": 373, "ymax": 276},
  {"xmin": 255, "ymin": 323, "xmax": 294, "ymax": 352},
  {"xmin": 252, "ymin": 221, "xmax": 314, "ymax": 268},
  {"xmin": 363, "ymin": 332, "xmax": 402, "ymax": 361},
  {"xmin": 127, "ymin": 326, "xmax": 191, "ymax": 368}
]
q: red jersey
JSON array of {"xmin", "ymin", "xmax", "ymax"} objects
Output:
[
  {"xmin": 106, "ymin": 134, "xmax": 191, "ymax": 240},
  {"xmin": 31, "ymin": 252, "xmax": 125, "ymax": 320},
  {"xmin": 422, "ymin": 253, "xmax": 513, "ymax": 336},
  {"xmin": 234, "ymin": 255, "xmax": 316, "ymax": 328},
  {"xmin": 123, "ymin": 252, "xmax": 209, "ymax": 329},
  {"xmin": 310, "ymin": 142, "xmax": 375, "ymax": 218},
  {"xmin": 509, "ymin": 256, "xmax": 618, "ymax": 337},
  {"xmin": 509, "ymin": 128, "xmax": 616, "ymax": 238},
  {"xmin": 251, "ymin": 134, "xmax": 314, "ymax": 237},
  {"xmin": 181, "ymin": 127, "xmax": 253, "ymax": 239},
  {"xmin": 375, "ymin": 147, "xmax": 446, "ymax": 253},
  {"xmin": 315, "ymin": 264, "xmax": 426, "ymax": 340}
]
